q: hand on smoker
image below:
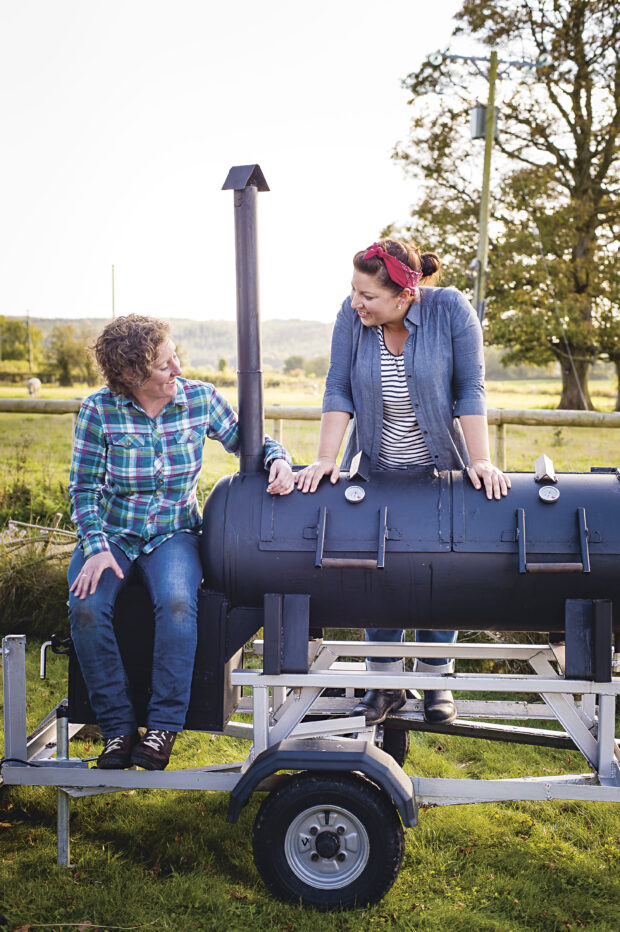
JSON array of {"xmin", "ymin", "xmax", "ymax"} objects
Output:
[
  {"xmin": 70, "ymin": 551, "xmax": 124, "ymax": 600},
  {"xmin": 266, "ymin": 458, "xmax": 295, "ymax": 495},
  {"xmin": 467, "ymin": 458, "xmax": 511, "ymax": 500},
  {"xmin": 295, "ymin": 457, "xmax": 340, "ymax": 493}
]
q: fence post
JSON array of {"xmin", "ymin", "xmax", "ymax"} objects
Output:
[
  {"xmin": 272, "ymin": 419, "xmax": 283, "ymax": 444},
  {"xmin": 495, "ymin": 421, "xmax": 506, "ymax": 470},
  {"xmin": 43, "ymin": 512, "xmax": 63, "ymax": 556}
]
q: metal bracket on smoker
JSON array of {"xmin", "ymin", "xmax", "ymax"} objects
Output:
[
  {"xmin": 314, "ymin": 505, "xmax": 388, "ymax": 569},
  {"xmin": 565, "ymin": 599, "xmax": 613, "ymax": 681},
  {"xmin": 534, "ymin": 453, "xmax": 557, "ymax": 483},
  {"xmin": 348, "ymin": 450, "xmax": 371, "ymax": 482},
  {"xmin": 516, "ymin": 507, "xmax": 590, "ymax": 574},
  {"xmin": 263, "ymin": 594, "xmax": 310, "ymax": 675}
]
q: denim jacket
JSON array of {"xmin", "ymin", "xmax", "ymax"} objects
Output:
[{"xmin": 322, "ymin": 286, "xmax": 486, "ymax": 470}]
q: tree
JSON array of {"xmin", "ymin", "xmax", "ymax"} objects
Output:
[
  {"xmin": 394, "ymin": 0, "xmax": 620, "ymax": 409},
  {"xmin": 0, "ymin": 316, "xmax": 43, "ymax": 366},
  {"xmin": 44, "ymin": 324, "xmax": 97, "ymax": 387},
  {"xmin": 283, "ymin": 355, "xmax": 305, "ymax": 374}
]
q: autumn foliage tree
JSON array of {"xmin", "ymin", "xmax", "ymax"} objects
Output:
[{"xmin": 393, "ymin": 0, "xmax": 620, "ymax": 409}]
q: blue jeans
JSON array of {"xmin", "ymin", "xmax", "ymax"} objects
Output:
[
  {"xmin": 365, "ymin": 628, "xmax": 457, "ymax": 667},
  {"xmin": 68, "ymin": 533, "xmax": 202, "ymax": 738}
]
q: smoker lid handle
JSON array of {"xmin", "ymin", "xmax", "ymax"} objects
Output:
[{"xmin": 314, "ymin": 505, "xmax": 388, "ymax": 570}]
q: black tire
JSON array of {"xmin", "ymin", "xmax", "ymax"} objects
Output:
[
  {"xmin": 252, "ymin": 771, "xmax": 404, "ymax": 909},
  {"xmin": 381, "ymin": 726, "xmax": 410, "ymax": 768}
]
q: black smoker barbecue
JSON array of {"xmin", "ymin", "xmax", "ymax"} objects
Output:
[{"xmin": 2, "ymin": 165, "xmax": 619, "ymax": 910}]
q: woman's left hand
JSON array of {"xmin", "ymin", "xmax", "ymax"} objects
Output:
[
  {"xmin": 266, "ymin": 458, "xmax": 295, "ymax": 495},
  {"xmin": 467, "ymin": 458, "xmax": 511, "ymax": 500}
]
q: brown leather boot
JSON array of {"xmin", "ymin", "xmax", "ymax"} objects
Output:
[{"xmin": 130, "ymin": 730, "xmax": 177, "ymax": 770}]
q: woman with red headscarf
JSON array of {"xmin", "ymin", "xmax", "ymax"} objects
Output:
[{"xmin": 296, "ymin": 239, "xmax": 509, "ymax": 726}]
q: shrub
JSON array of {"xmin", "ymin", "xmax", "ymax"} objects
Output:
[
  {"xmin": 0, "ymin": 524, "xmax": 74, "ymax": 639},
  {"xmin": 0, "ymin": 479, "xmax": 71, "ymax": 527}
]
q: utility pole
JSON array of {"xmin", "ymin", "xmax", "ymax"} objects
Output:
[
  {"xmin": 427, "ymin": 49, "xmax": 551, "ymax": 323},
  {"xmin": 472, "ymin": 50, "xmax": 498, "ymax": 323},
  {"xmin": 26, "ymin": 309, "xmax": 33, "ymax": 371}
]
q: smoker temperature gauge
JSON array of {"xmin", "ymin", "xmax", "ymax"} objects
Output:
[
  {"xmin": 539, "ymin": 485, "xmax": 560, "ymax": 503},
  {"xmin": 345, "ymin": 485, "xmax": 366, "ymax": 504}
]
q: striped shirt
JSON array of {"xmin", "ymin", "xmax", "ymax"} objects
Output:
[
  {"xmin": 375, "ymin": 326, "xmax": 433, "ymax": 469},
  {"xmin": 69, "ymin": 378, "xmax": 290, "ymax": 560}
]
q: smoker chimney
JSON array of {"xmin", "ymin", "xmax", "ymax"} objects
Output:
[{"xmin": 222, "ymin": 165, "xmax": 270, "ymax": 474}]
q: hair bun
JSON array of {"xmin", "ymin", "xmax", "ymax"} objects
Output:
[{"xmin": 420, "ymin": 252, "xmax": 441, "ymax": 279}]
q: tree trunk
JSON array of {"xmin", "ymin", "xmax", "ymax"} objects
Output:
[{"xmin": 557, "ymin": 355, "xmax": 595, "ymax": 410}]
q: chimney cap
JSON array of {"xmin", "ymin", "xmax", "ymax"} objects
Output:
[{"xmin": 222, "ymin": 164, "xmax": 270, "ymax": 192}]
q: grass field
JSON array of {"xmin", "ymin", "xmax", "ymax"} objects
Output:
[
  {"xmin": 0, "ymin": 379, "xmax": 619, "ymax": 527},
  {"xmin": 1, "ymin": 379, "xmax": 619, "ymax": 931},
  {"xmin": 1, "ymin": 642, "xmax": 619, "ymax": 932}
]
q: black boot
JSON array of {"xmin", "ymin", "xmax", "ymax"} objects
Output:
[
  {"xmin": 97, "ymin": 733, "xmax": 139, "ymax": 769},
  {"xmin": 350, "ymin": 689, "xmax": 407, "ymax": 726},
  {"xmin": 423, "ymin": 690, "xmax": 456, "ymax": 724}
]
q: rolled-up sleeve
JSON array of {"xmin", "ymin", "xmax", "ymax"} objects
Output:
[
  {"xmin": 322, "ymin": 302, "xmax": 355, "ymax": 415},
  {"xmin": 451, "ymin": 294, "xmax": 486, "ymax": 417},
  {"xmin": 69, "ymin": 400, "xmax": 111, "ymax": 558},
  {"xmin": 207, "ymin": 386, "xmax": 291, "ymax": 467}
]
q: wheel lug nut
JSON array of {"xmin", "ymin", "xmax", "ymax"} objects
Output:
[
  {"xmin": 309, "ymin": 826, "xmax": 318, "ymax": 835},
  {"xmin": 311, "ymin": 853, "xmax": 319, "ymax": 861},
  {"xmin": 337, "ymin": 853, "xmax": 346, "ymax": 862},
  {"xmin": 337, "ymin": 825, "xmax": 345, "ymax": 834}
]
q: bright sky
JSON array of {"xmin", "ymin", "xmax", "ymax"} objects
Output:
[{"xmin": 1, "ymin": 0, "xmax": 467, "ymax": 324}]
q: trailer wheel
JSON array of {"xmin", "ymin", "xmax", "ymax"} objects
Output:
[
  {"xmin": 381, "ymin": 726, "xmax": 410, "ymax": 767},
  {"xmin": 252, "ymin": 771, "xmax": 404, "ymax": 909}
]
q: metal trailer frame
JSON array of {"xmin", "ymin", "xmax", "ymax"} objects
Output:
[{"xmin": 2, "ymin": 632, "xmax": 619, "ymax": 876}]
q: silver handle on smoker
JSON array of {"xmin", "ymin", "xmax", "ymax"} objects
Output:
[
  {"xmin": 315, "ymin": 505, "xmax": 388, "ymax": 569},
  {"xmin": 516, "ymin": 506, "xmax": 590, "ymax": 574}
]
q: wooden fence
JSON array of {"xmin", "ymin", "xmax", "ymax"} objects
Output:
[{"xmin": 1, "ymin": 399, "xmax": 619, "ymax": 470}]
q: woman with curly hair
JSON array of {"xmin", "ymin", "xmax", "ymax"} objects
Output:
[{"xmin": 68, "ymin": 315, "xmax": 293, "ymax": 770}]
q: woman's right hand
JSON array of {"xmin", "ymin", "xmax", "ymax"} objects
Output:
[
  {"xmin": 295, "ymin": 458, "xmax": 340, "ymax": 493},
  {"xmin": 70, "ymin": 551, "xmax": 124, "ymax": 600}
]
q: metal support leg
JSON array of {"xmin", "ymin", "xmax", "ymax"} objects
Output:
[
  {"xmin": 269, "ymin": 647, "xmax": 339, "ymax": 743},
  {"xmin": 581, "ymin": 693, "xmax": 596, "ymax": 725},
  {"xmin": 272, "ymin": 686, "xmax": 287, "ymax": 713},
  {"xmin": 2, "ymin": 636, "xmax": 28, "ymax": 763},
  {"xmin": 252, "ymin": 687, "xmax": 269, "ymax": 758},
  {"xmin": 56, "ymin": 704, "xmax": 71, "ymax": 867},
  {"xmin": 597, "ymin": 694, "xmax": 618, "ymax": 783},
  {"xmin": 528, "ymin": 653, "xmax": 600, "ymax": 768}
]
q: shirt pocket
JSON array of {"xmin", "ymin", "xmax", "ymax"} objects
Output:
[
  {"xmin": 165, "ymin": 427, "xmax": 204, "ymax": 482},
  {"xmin": 174, "ymin": 428, "xmax": 201, "ymax": 445},
  {"xmin": 107, "ymin": 433, "xmax": 147, "ymax": 485},
  {"xmin": 111, "ymin": 434, "xmax": 147, "ymax": 449}
]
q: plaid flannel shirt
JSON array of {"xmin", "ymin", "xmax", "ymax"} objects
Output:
[{"xmin": 69, "ymin": 378, "xmax": 290, "ymax": 559}]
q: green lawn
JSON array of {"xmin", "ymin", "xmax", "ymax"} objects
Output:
[
  {"xmin": 1, "ymin": 641, "xmax": 619, "ymax": 932},
  {"xmin": 1, "ymin": 379, "xmax": 619, "ymax": 930}
]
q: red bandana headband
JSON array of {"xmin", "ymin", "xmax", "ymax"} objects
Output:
[{"xmin": 362, "ymin": 243, "xmax": 423, "ymax": 291}]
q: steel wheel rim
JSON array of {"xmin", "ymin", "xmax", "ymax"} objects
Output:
[{"xmin": 283, "ymin": 803, "xmax": 370, "ymax": 889}]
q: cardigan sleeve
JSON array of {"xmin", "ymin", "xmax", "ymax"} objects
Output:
[
  {"xmin": 450, "ymin": 291, "xmax": 487, "ymax": 417},
  {"xmin": 322, "ymin": 300, "xmax": 356, "ymax": 415}
]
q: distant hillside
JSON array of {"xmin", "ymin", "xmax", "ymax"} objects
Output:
[
  {"xmin": 28, "ymin": 317, "xmax": 334, "ymax": 369},
  {"xmin": 22, "ymin": 316, "xmax": 589, "ymax": 379}
]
